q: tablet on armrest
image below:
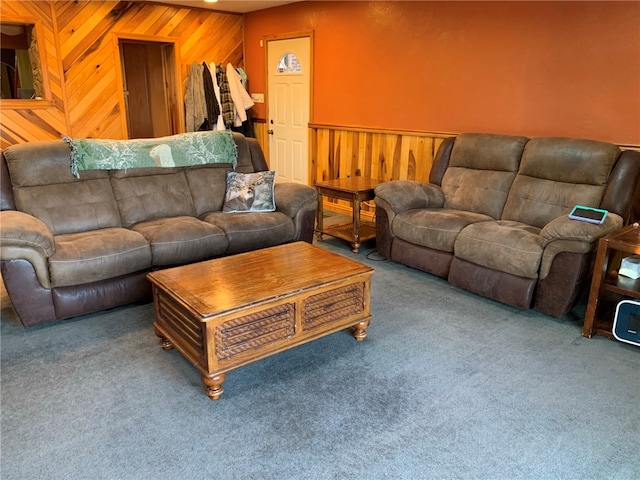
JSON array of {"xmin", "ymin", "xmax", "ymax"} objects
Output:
[{"xmin": 568, "ymin": 205, "xmax": 608, "ymax": 224}]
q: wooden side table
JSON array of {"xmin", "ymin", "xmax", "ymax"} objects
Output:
[
  {"xmin": 583, "ymin": 223, "xmax": 640, "ymax": 338},
  {"xmin": 315, "ymin": 177, "xmax": 380, "ymax": 253}
]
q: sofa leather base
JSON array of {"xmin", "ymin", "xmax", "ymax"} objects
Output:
[
  {"xmin": 375, "ymin": 207, "xmax": 393, "ymax": 259},
  {"xmin": 533, "ymin": 251, "xmax": 592, "ymax": 318},
  {"xmin": 298, "ymin": 210, "xmax": 316, "ymax": 244},
  {"xmin": 2, "ymin": 259, "xmax": 57, "ymax": 327},
  {"xmin": 448, "ymin": 257, "xmax": 536, "ymax": 310},
  {"xmin": 2, "ymin": 258, "xmax": 152, "ymax": 327},
  {"xmin": 53, "ymin": 271, "xmax": 152, "ymax": 321},
  {"xmin": 391, "ymin": 238, "xmax": 453, "ymax": 279}
]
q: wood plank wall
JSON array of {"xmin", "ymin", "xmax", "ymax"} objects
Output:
[{"xmin": 0, "ymin": 0, "xmax": 244, "ymax": 149}]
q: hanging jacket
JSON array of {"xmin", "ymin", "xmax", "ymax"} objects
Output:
[
  {"xmin": 184, "ymin": 62, "xmax": 206, "ymax": 132},
  {"xmin": 210, "ymin": 62, "xmax": 226, "ymax": 130},
  {"xmin": 226, "ymin": 63, "xmax": 255, "ymax": 127},
  {"xmin": 216, "ymin": 64, "xmax": 235, "ymax": 128},
  {"xmin": 202, "ymin": 62, "xmax": 220, "ymax": 130}
]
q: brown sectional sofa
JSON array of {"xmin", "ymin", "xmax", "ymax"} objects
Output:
[
  {"xmin": 375, "ymin": 133, "xmax": 640, "ymax": 317},
  {"xmin": 0, "ymin": 133, "xmax": 317, "ymax": 327}
]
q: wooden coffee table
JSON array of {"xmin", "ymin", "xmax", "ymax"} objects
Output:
[{"xmin": 147, "ymin": 242, "xmax": 373, "ymax": 400}]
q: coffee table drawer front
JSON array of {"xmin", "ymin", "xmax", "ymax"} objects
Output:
[
  {"xmin": 303, "ymin": 282, "xmax": 366, "ymax": 331},
  {"xmin": 215, "ymin": 303, "xmax": 296, "ymax": 360}
]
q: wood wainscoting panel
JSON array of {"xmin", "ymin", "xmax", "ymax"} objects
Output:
[
  {"xmin": 252, "ymin": 118, "xmax": 268, "ymax": 166},
  {"xmin": 310, "ymin": 124, "xmax": 455, "ymax": 184},
  {"xmin": 309, "ymin": 124, "xmax": 456, "ymax": 218}
]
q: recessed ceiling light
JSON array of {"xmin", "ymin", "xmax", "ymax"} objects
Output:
[{"xmin": 204, "ymin": 0, "xmax": 218, "ymax": 3}]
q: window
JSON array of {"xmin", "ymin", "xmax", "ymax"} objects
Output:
[
  {"xmin": 276, "ymin": 52, "xmax": 302, "ymax": 74},
  {"xmin": 0, "ymin": 18, "xmax": 50, "ymax": 106}
]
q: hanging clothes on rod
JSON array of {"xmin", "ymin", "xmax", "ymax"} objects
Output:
[
  {"xmin": 216, "ymin": 64, "xmax": 235, "ymax": 129},
  {"xmin": 202, "ymin": 62, "xmax": 220, "ymax": 131},
  {"xmin": 184, "ymin": 61, "xmax": 206, "ymax": 132},
  {"xmin": 184, "ymin": 61, "xmax": 255, "ymax": 134},
  {"xmin": 226, "ymin": 63, "xmax": 254, "ymax": 128},
  {"xmin": 210, "ymin": 62, "xmax": 226, "ymax": 130}
]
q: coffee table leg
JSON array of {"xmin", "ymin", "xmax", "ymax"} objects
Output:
[
  {"xmin": 202, "ymin": 373, "xmax": 226, "ymax": 400},
  {"xmin": 352, "ymin": 318, "xmax": 370, "ymax": 341},
  {"xmin": 154, "ymin": 325, "xmax": 173, "ymax": 350}
]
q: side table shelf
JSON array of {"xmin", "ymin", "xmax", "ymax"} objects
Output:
[
  {"xmin": 583, "ymin": 224, "xmax": 640, "ymax": 338},
  {"xmin": 315, "ymin": 178, "xmax": 380, "ymax": 253}
]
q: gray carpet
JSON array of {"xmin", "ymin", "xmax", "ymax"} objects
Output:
[{"xmin": 1, "ymin": 237, "xmax": 638, "ymax": 480}]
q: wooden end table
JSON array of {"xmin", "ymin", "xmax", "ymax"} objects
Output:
[
  {"xmin": 315, "ymin": 177, "xmax": 381, "ymax": 253},
  {"xmin": 147, "ymin": 242, "xmax": 373, "ymax": 400},
  {"xmin": 583, "ymin": 223, "xmax": 640, "ymax": 338}
]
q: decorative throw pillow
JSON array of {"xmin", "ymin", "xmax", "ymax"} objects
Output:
[{"xmin": 222, "ymin": 171, "xmax": 276, "ymax": 213}]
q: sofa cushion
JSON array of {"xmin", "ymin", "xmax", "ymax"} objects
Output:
[
  {"xmin": 441, "ymin": 133, "xmax": 528, "ymax": 219},
  {"xmin": 392, "ymin": 208, "xmax": 493, "ymax": 252},
  {"xmin": 454, "ymin": 220, "xmax": 543, "ymax": 279},
  {"xmin": 502, "ymin": 137, "xmax": 620, "ymax": 228},
  {"xmin": 13, "ymin": 180, "xmax": 122, "ymax": 235},
  {"xmin": 5, "ymin": 139, "xmax": 121, "ymax": 235},
  {"xmin": 3, "ymin": 140, "xmax": 107, "ymax": 186},
  {"xmin": 110, "ymin": 170, "xmax": 196, "ymax": 227},
  {"xmin": 131, "ymin": 216, "xmax": 228, "ymax": 266},
  {"xmin": 49, "ymin": 228, "xmax": 151, "ymax": 288},
  {"xmin": 222, "ymin": 171, "xmax": 276, "ymax": 213},
  {"xmin": 201, "ymin": 211, "xmax": 295, "ymax": 254},
  {"xmin": 185, "ymin": 165, "xmax": 231, "ymax": 216}
]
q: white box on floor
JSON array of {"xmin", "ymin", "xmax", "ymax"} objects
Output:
[{"xmin": 619, "ymin": 255, "xmax": 640, "ymax": 280}]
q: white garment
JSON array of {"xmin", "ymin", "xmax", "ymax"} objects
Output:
[
  {"xmin": 226, "ymin": 63, "xmax": 254, "ymax": 127},
  {"xmin": 210, "ymin": 62, "xmax": 226, "ymax": 130}
]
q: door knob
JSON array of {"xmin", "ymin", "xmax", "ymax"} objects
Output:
[{"xmin": 268, "ymin": 129, "xmax": 274, "ymax": 135}]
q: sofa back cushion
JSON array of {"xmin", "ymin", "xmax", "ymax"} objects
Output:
[
  {"xmin": 186, "ymin": 165, "xmax": 233, "ymax": 216},
  {"xmin": 442, "ymin": 133, "xmax": 528, "ymax": 219},
  {"xmin": 233, "ymin": 132, "xmax": 259, "ymax": 174},
  {"xmin": 4, "ymin": 141, "xmax": 122, "ymax": 235},
  {"xmin": 110, "ymin": 168, "xmax": 195, "ymax": 227},
  {"xmin": 502, "ymin": 138, "xmax": 620, "ymax": 228},
  {"xmin": 186, "ymin": 133, "xmax": 258, "ymax": 216}
]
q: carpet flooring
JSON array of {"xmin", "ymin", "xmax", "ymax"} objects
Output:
[{"xmin": 1, "ymin": 236, "xmax": 638, "ymax": 480}]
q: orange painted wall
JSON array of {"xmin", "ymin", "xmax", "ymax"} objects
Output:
[{"xmin": 244, "ymin": 1, "xmax": 640, "ymax": 145}]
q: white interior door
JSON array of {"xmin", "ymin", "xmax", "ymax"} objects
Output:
[{"xmin": 267, "ymin": 36, "xmax": 310, "ymax": 185}]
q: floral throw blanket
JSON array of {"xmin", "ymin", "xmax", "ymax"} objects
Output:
[{"xmin": 64, "ymin": 130, "xmax": 238, "ymax": 178}]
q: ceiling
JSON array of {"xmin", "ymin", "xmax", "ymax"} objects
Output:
[{"xmin": 146, "ymin": 0, "xmax": 301, "ymax": 13}]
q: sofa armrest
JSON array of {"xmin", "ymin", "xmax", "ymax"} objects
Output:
[
  {"xmin": 273, "ymin": 183, "xmax": 317, "ymax": 243},
  {"xmin": 537, "ymin": 214, "xmax": 624, "ymax": 280},
  {"xmin": 0, "ymin": 211, "xmax": 54, "ymax": 255},
  {"xmin": 374, "ymin": 180, "xmax": 444, "ymax": 214},
  {"xmin": 539, "ymin": 213, "xmax": 624, "ymax": 249},
  {"xmin": 274, "ymin": 182, "xmax": 317, "ymax": 218},
  {"xmin": 0, "ymin": 210, "xmax": 55, "ymax": 288}
]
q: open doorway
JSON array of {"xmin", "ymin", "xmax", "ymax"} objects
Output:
[{"xmin": 119, "ymin": 40, "xmax": 180, "ymax": 139}]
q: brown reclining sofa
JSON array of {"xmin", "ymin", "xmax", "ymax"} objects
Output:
[
  {"xmin": 0, "ymin": 132, "xmax": 317, "ymax": 327},
  {"xmin": 375, "ymin": 133, "xmax": 640, "ymax": 317}
]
